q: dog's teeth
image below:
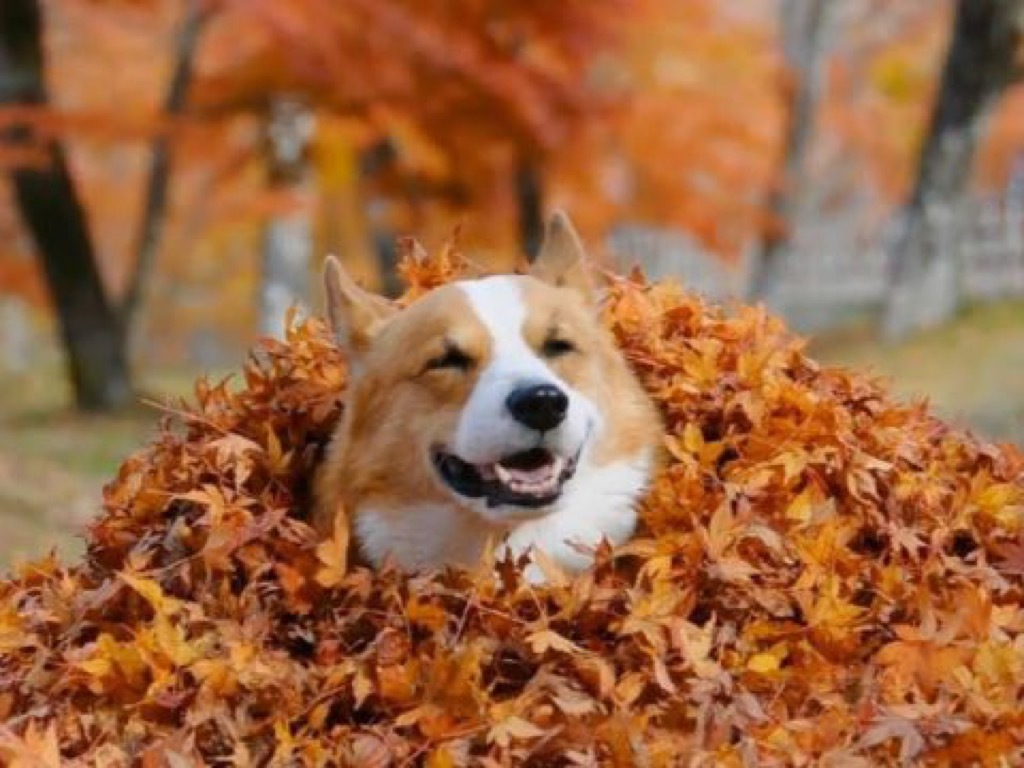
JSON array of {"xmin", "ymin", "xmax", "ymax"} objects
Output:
[{"xmin": 492, "ymin": 454, "xmax": 568, "ymax": 498}]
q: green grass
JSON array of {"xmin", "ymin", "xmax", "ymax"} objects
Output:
[
  {"xmin": 0, "ymin": 366, "xmax": 205, "ymax": 571},
  {"xmin": 809, "ymin": 300, "xmax": 1024, "ymax": 444}
]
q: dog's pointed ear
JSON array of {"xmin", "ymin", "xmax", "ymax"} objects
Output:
[
  {"xmin": 323, "ymin": 255, "xmax": 395, "ymax": 359},
  {"xmin": 529, "ymin": 211, "xmax": 595, "ymax": 303}
]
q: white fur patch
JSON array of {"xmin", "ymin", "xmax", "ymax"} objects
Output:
[
  {"xmin": 504, "ymin": 452, "xmax": 651, "ymax": 582},
  {"xmin": 358, "ymin": 454, "xmax": 650, "ymax": 579},
  {"xmin": 453, "ymin": 277, "xmax": 599, "ymax": 475},
  {"xmin": 356, "ymin": 505, "xmax": 495, "ymax": 571}
]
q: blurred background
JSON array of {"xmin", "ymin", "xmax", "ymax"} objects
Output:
[{"xmin": 1, "ymin": 0, "xmax": 1023, "ymax": 566}]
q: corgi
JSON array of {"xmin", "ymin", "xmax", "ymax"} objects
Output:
[{"xmin": 313, "ymin": 212, "xmax": 660, "ymax": 579}]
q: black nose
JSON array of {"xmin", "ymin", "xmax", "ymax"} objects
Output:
[{"xmin": 506, "ymin": 384, "xmax": 569, "ymax": 431}]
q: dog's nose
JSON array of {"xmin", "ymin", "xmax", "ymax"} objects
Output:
[{"xmin": 506, "ymin": 384, "xmax": 569, "ymax": 431}]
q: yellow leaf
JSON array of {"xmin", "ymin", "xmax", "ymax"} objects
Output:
[
  {"xmin": 152, "ymin": 613, "xmax": 198, "ymax": 667},
  {"xmin": 353, "ymin": 665, "xmax": 374, "ymax": 708},
  {"xmin": 747, "ymin": 644, "xmax": 787, "ymax": 676},
  {"xmin": 120, "ymin": 571, "xmax": 182, "ymax": 616},
  {"xmin": 76, "ymin": 655, "xmax": 113, "ymax": 680},
  {"xmin": 747, "ymin": 653, "xmax": 779, "ymax": 674},
  {"xmin": 425, "ymin": 746, "xmax": 458, "ymax": 768},
  {"xmin": 975, "ymin": 483, "xmax": 1023, "ymax": 529},
  {"xmin": 315, "ymin": 522, "xmax": 350, "ymax": 588},
  {"xmin": 406, "ymin": 598, "xmax": 448, "ymax": 631},
  {"xmin": 785, "ymin": 487, "xmax": 814, "ymax": 523},
  {"xmin": 265, "ymin": 424, "xmax": 290, "ymax": 474},
  {"xmin": 486, "ymin": 715, "xmax": 545, "ymax": 748},
  {"xmin": 683, "ymin": 422, "xmax": 703, "ymax": 453},
  {"xmin": 778, "ymin": 450, "xmax": 808, "ymax": 482},
  {"xmin": 527, "ymin": 629, "xmax": 582, "ymax": 655},
  {"xmin": 271, "ymin": 720, "xmax": 295, "ymax": 763}
]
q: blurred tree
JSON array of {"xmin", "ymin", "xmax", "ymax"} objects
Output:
[
  {"xmin": 0, "ymin": 0, "xmax": 211, "ymax": 409},
  {"xmin": 16, "ymin": 0, "xmax": 1024, "ymax": 377},
  {"xmin": 358, "ymin": 138, "xmax": 404, "ymax": 296},
  {"xmin": 817, "ymin": 0, "xmax": 942, "ymax": 208},
  {"xmin": 883, "ymin": 0, "xmax": 1024, "ymax": 339},
  {"xmin": 192, "ymin": 0, "xmax": 628, "ymax": 287},
  {"xmin": 553, "ymin": 2, "xmax": 780, "ymax": 254},
  {"xmin": 516, "ymin": 160, "xmax": 545, "ymax": 261},
  {"xmin": 259, "ymin": 95, "xmax": 314, "ymax": 336},
  {"xmin": 749, "ymin": 0, "xmax": 831, "ymax": 302},
  {"xmin": 4, "ymin": 0, "xmax": 629, "ymax": 389},
  {"xmin": 0, "ymin": 0, "xmax": 131, "ymax": 410},
  {"xmin": 126, "ymin": 0, "xmax": 209, "ymax": 347}
]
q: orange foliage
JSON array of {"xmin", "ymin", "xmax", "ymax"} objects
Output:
[
  {"xmin": 196, "ymin": 0, "xmax": 625, "ymax": 145},
  {"xmin": 2, "ymin": 245, "xmax": 1024, "ymax": 764},
  {"xmin": 191, "ymin": 0, "xmax": 631, "ymax": 253},
  {"xmin": 821, "ymin": 2, "xmax": 952, "ymax": 206},
  {"xmin": 551, "ymin": 2, "xmax": 782, "ymax": 254},
  {"xmin": 5, "ymin": 1, "xmax": 1024, "ymax": 351},
  {"xmin": 977, "ymin": 88, "xmax": 1024, "ymax": 190}
]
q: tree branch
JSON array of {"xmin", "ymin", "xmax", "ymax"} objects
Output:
[{"xmin": 121, "ymin": 0, "xmax": 210, "ymax": 330}]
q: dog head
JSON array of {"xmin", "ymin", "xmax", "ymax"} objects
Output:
[{"xmin": 315, "ymin": 212, "xmax": 659, "ymax": 570}]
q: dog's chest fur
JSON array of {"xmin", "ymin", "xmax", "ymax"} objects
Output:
[{"xmin": 355, "ymin": 452, "xmax": 652, "ymax": 575}]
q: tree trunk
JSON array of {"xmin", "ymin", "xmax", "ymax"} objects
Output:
[
  {"xmin": 369, "ymin": 228, "xmax": 403, "ymax": 297},
  {"xmin": 260, "ymin": 96, "xmax": 315, "ymax": 337},
  {"xmin": 358, "ymin": 139, "xmax": 403, "ymax": 297},
  {"xmin": 123, "ymin": 0, "xmax": 208, "ymax": 345},
  {"xmin": 882, "ymin": 0, "xmax": 1024, "ymax": 339},
  {"xmin": 0, "ymin": 0, "xmax": 132, "ymax": 411},
  {"xmin": 516, "ymin": 160, "xmax": 544, "ymax": 263},
  {"xmin": 748, "ymin": 0, "xmax": 829, "ymax": 304}
]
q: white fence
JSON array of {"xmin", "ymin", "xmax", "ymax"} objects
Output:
[{"xmin": 609, "ymin": 196, "xmax": 1024, "ymax": 331}]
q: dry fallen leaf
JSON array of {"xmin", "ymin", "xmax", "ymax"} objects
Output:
[{"xmin": 1, "ymin": 240, "xmax": 1023, "ymax": 765}]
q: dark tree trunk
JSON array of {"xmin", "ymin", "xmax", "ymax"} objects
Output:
[
  {"xmin": 359, "ymin": 140, "xmax": 403, "ymax": 297},
  {"xmin": 370, "ymin": 230, "xmax": 402, "ymax": 297},
  {"xmin": 748, "ymin": 0, "xmax": 829, "ymax": 303},
  {"xmin": 883, "ymin": 0, "xmax": 1024, "ymax": 339},
  {"xmin": 0, "ymin": 0, "xmax": 132, "ymax": 410},
  {"xmin": 123, "ymin": 0, "xmax": 208, "ymax": 338},
  {"xmin": 516, "ymin": 160, "xmax": 544, "ymax": 263}
]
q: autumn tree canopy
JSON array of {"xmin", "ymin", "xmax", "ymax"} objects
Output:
[
  {"xmin": 0, "ymin": 0, "xmax": 634, "ymax": 407},
  {"xmin": 3, "ymin": 0, "xmax": 1024, "ymax": 395}
]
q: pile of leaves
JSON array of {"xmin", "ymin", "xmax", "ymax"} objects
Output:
[{"xmin": 3, "ymin": 246, "xmax": 1024, "ymax": 766}]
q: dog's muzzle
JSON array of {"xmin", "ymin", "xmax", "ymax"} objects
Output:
[{"xmin": 432, "ymin": 446, "xmax": 579, "ymax": 509}]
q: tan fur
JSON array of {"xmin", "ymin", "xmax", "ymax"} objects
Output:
[
  {"xmin": 313, "ymin": 213, "xmax": 661, "ymax": 572},
  {"xmin": 517, "ymin": 278, "xmax": 660, "ymax": 465},
  {"xmin": 313, "ymin": 287, "xmax": 490, "ymax": 539}
]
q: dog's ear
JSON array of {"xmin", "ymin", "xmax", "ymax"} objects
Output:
[
  {"xmin": 323, "ymin": 255, "xmax": 396, "ymax": 360},
  {"xmin": 529, "ymin": 210, "xmax": 595, "ymax": 303}
]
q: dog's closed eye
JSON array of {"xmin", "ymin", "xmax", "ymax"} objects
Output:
[
  {"xmin": 425, "ymin": 343, "xmax": 475, "ymax": 372},
  {"xmin": 541, "ymin": 336, "xmax": 577, "ymax": 358}
]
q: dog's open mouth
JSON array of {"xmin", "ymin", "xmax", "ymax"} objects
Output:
[{"xmin": 432, "ymin": 446, "xmax": 577, "ymax": 508}]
